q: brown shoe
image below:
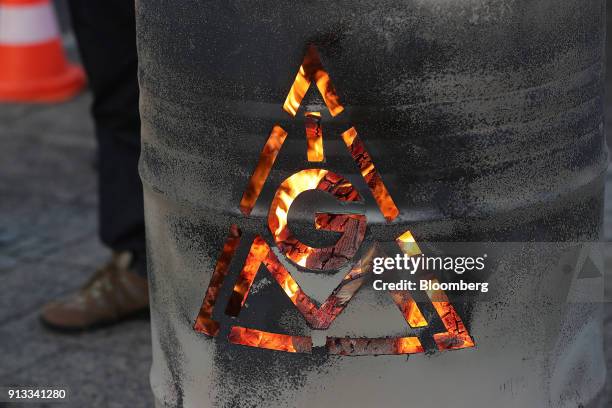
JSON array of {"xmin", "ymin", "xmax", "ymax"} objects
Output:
[{"xmin": 40, "ymin": 251, "xmax": 149, "ymax": 331}]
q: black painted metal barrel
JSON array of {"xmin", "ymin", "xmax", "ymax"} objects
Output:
[{"xmin": 136, "ymin": 1, "xmax": 607, "ymax": 407}]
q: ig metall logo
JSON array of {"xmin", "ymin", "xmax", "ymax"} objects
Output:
[{"xmin": 193, "ymin": 46, "xmax": 475, "ymax": 356}]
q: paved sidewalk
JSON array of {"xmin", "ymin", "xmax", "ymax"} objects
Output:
[{"xmin": 0, "ymin": 95, "xmax": 152, "ymax": 407}]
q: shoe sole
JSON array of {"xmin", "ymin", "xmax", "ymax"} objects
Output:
[{"xmin": 39, "ymin": 308, "xmax": 150, "ymax": 333}]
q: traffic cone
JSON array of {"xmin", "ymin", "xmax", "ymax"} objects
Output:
[{"xmin": 0, "ymin": 0, "xmax": 85, "ymax": 102}]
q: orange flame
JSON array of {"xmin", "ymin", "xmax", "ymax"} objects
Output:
[
  {"xmin": 193, "ymin": 225, "xmax": 241, "ymax": 337},
  {"xmin": 395, "ymin": 336, "xmax": 425, "ymax": 354},
  {"xmin": 426, "ymin": 279, "xmax": 476, "ymax": 351},
  {"xmin": 283, "ymin": 45, "xmax": 344, "ymax": 117},
  {"xmin": 389, "ymin": 290, "xmax": 428, "ymax": 328},
  {"xmin": 266, "ymin": 252, "xmax": 301, "ymax": 303},
  {"xmin": 268, "ymin": 168, "xmax": 328, "ymax": 245},
  {"xmin": 225, "ymin": 236, "xmax": 373, "ymax": 330},
  {"xmin": 267, "ymin": 169, "xmax": 364, "ymax": 270},
  {"xmin": 396, "ymin": 230, "xmax": 475, "ymax": 351},
  {"xmin": 239, "ymin": 125, "xmax": 288, "ymax": 215},
  {"xmin": 284, "ymin": 64, "xmax": 308, "ymax": 117},
  {"xmin": 305, "ymin": 112, "xmax": 324, "ymax": 162},
  {"xmin": 225, "ymin": 236, "xmax": 270, "ymax": 316},
  {"xmin": 342, "ymin": 127, "xmax": 399, "ymax": 222}
]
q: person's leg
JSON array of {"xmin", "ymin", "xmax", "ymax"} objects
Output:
[
  {"xmin": 68, "ymin": 0, "xmax": 146, "ymax": 273},
  {"xmin": 40, "ymin": 0, "xmax": 148, "ymax": 331}
]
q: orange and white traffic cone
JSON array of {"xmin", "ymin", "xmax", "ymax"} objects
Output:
[{"xmin": 0, "ymin": 0, "xmax": 85, "ymax": 102}]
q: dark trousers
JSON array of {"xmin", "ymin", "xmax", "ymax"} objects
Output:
[{"xmin": 67, "ymin": 0, "xmax": 146, "ymax": 275}]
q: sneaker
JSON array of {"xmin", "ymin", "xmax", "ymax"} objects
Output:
[{"xmin": 40, "ymin": 251, "xmax": 149, "ymax": 331}]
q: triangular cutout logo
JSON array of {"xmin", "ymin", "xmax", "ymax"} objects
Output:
[
  {"xmin": 283, "ymin": 45, "xmax": 344, "ymax": 118},
  {"xmin": 192, "ymin": 46, "xmax": 475, "ymax": 356}
]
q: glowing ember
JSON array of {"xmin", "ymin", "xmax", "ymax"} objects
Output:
[
  {"xmin": 425, "ymin": 278, "xmax": 475, "ymax": 351},
  {"xmin": 326, "ymin": 336, "xmax": 424, "ymax": 356},
  {"xmin": 283, "ymin": 64, "xmax": 308, "ymax": 117},
  {"xmin": 225, "ymin": 236, "xmax": 373, "ymax": 329},
  {"xmin": 268, "ymin": 168, "xmax": 328, "ymax": 239},
  {"xmin": 395, "ymin": 336, "xmax": 425, "ymax": 354},
  {"xmin": 283, "ymin": 46, "xmax": 344, "ymax": 116},
  {"xmin": 305, "ymin": 112, "xmax": 324, "ymax": 162},
  {"xmin": 342, "ymin": 127, "xmax": 399, "ymax": 222},
  {"xmin": 396, "ymin": 230, "xmax": 475, "ymax": 351},
  {"xmin": 268, "ymin": 169, "xmax": 365, "ymax": 270},
  {"xmin": 240, "ymin": 125, "xmax": 288, "ymax": 215},
  {"xmin": 389, "ymin": 290, "xmax": 428, "ymax": 328},
  {"xmin": 194, "ymin": 42, "xmax": 477, "ymax": 356},
  {"xmin": 283, "ymin": 46, "xmax": 344, "ymax": 118},
  {"xmin": 193, "ymin": 225, "xmax": 241, "ymax": 337},
  {"xmin": 228, "ymin": 326, "xmax": 312, "ymax": 353},
  {"xmin": 271, "ymin": 239, "xmax": 370, "ymax": 329},
  {"xmin": 225, "ymin": 236, "xmax": 270, "ymax": 316}
]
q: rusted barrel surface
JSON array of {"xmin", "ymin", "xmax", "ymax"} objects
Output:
[{"xmin": 136, "ymin": 1, "xmax": 607, "ymax": 407}]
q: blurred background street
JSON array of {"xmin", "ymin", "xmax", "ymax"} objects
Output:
[
  {"xmin": 0, "ymin": 1, "xmax": 151, "ymax": 406},
  {"xmin": 0, "ymin": 93, "xmax": 152, "ymax": 407},
  {"xmin": 0, "ymin": 2, "xmax": 611, "ymax": 407}
]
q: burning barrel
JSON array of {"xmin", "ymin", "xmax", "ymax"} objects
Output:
[{"xmin": 136, "ymin": 1, "xmax": 607, "ymax": 407}]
